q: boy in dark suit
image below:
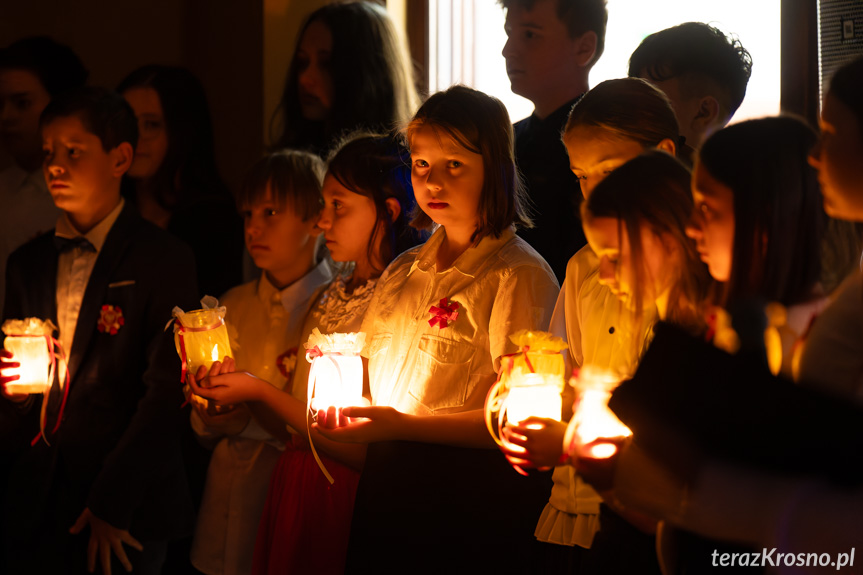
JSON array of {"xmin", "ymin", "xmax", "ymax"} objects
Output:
[{"xmin": 0, "ymin": 86, "xmax": 197, "ymax": 574}]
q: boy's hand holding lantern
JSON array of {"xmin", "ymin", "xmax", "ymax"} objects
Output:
[
  {"xmin": 485, "ymin": 330, "xmax": 567, "ymax": 473},
  {"xmin": 170, "ymin": 296, "xmax": 234, "ymax": 414}
]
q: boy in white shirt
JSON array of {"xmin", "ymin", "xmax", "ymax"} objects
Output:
[{"xmin": 190, "ymin": 150, "xmax": 333, "ymax": 575}]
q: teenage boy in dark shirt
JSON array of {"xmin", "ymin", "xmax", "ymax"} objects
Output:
[{"xmin": 500, "ymin": 0, "xmax": 608, "ymax": 283}]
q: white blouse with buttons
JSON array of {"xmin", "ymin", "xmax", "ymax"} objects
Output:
[{"xmin": 362, "ymin": 226, "xmax": 560, "ymax": 416}]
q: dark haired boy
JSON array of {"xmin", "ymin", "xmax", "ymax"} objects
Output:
[
  {"xmin": 0, "ymin": 36, "xmax": 89, "ymax": 310},
  {"xmin": 629, "ymin": 22, "xmax": 753, "ymax": 150},
  {"xmin": 0, "ymin": 86, "xmax": 197, "ymax": 574},
  {"xmin": 499, "ymin": 0, "xmax": 608, "ymax": 283}
]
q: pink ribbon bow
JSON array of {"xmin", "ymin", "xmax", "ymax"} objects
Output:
[
  {"xmin": 428, "ymin": 298, "xmax": 460, "ymax": 329},
  {"xmin": 305, "ymin": 345, "xmax": 324, "ymax": 360}
]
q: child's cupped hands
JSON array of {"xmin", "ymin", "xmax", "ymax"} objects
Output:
[
  {"xmin": 187, "ymin": 357, "xmax": 267, "ymax": 406},
  {"xmin": 193, "ymin": 400, "xmax": 251, "ymax": 434},
  {"xmin": 313, "ymin": 402, "xmax": 400, "ymax": 444},
  {"xmin": 499, "ymin": 417, "xmax": 568, "ymax": 472}
]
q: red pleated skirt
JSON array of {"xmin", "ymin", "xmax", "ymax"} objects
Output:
[{"xmin": 252, "ymin": 436, "xmax": 360, "ymax": 575}]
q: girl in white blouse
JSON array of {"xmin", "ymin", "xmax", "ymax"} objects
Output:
[
  {"xmin": 507, "ymin": 151, "xmax": 712, "ymax": 574},
  {"xmin": 315, "ymin": 85, "xmax": 560, "ymax": 572},
  {"xmin": 502, "ymin": 78, "xmax": 685, "ymax": 568}
]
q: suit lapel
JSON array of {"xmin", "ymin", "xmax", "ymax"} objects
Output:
[{"xmin": 66, "ymin": 205, "xmax": 137, "ymax": 383}]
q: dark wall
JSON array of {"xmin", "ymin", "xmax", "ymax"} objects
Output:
[{"xmin": 0, "ymin": 0, "xmax": 264, "ymax": 195}]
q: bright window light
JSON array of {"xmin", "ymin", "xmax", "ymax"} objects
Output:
[{"xmin": 429, "ymin": 0, "xmax": 780, "ymax": 124}]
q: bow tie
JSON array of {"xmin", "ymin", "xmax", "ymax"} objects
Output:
[{"xmin": 54, "ymin": 235, "xmax": 96, "ymax": 254}]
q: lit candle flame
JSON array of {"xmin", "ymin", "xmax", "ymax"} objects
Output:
[
  {"xmin": 572, "ymin": 388, "xmax": 632, "ymax": 445},
  {"xmin": 587, "ymin": 442, "xmax": 618, "ymax": 459},
  {"xmin": 565, "ymin": 366, "xmax": 632, "ymax": 460}
]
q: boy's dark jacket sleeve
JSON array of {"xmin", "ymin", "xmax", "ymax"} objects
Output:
[{"xmin": 2, "ymin": 205, "xmax": 199, "ymax": 540}]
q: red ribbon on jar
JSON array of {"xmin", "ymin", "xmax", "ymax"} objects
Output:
[
  {"xmin": 498, "ymin": 345, "xmax": 536, "ymax": 380},
  {"xmin": 169, "ymin": 319, "xmax": 228, "ymax": 387},
  {"xmin": 20, "ymin": 334, "xmax": 71, "ymax": 447}
]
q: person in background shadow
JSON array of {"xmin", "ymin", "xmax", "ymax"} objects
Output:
[
  {"xmin": 270, "ymin": 1, "xmax": 418, "ymax": 158},
  {"xmin": 0, "ymin": 36, "xmax": 88, "ymax": 309},
  {"xmin": 118, "ymin": 65, "xmax": 243, "ymax": 300},
  {"xmin": 118, "ymin": 64, "xmax": 245, "ymax": 574},
  {"xmin": 499, "ymin": 0, "xmax": 608, "ymax": 283}
]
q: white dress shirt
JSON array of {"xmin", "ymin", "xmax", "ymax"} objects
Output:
[
  {"xmin": 54, "ymin": 199, "xmax": 124, "ymax": 355},
  {"xmin": 190, "ymin": 260, "xmax": 334, "ymax": 575},
  {"xmin": 538, "ymin": 244, "xmax": 656, "ymax": 548},
  {"xmin": 362, "ymin": 226, "xmax": 559, "ymax": 416}
]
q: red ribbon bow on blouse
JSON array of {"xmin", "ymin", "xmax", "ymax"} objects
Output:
[{"xmin": 428, "ymin": 298, "xmax": 460, "ymax": 329}]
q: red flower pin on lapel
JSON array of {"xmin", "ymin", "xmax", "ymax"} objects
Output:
[
  {"xmin": 428, "ymin": 297, "xmax": 460, "ymax": 329},
  {"xmin": 97, "ymin": 305, "xmax": 124, "ymax": 335}
]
